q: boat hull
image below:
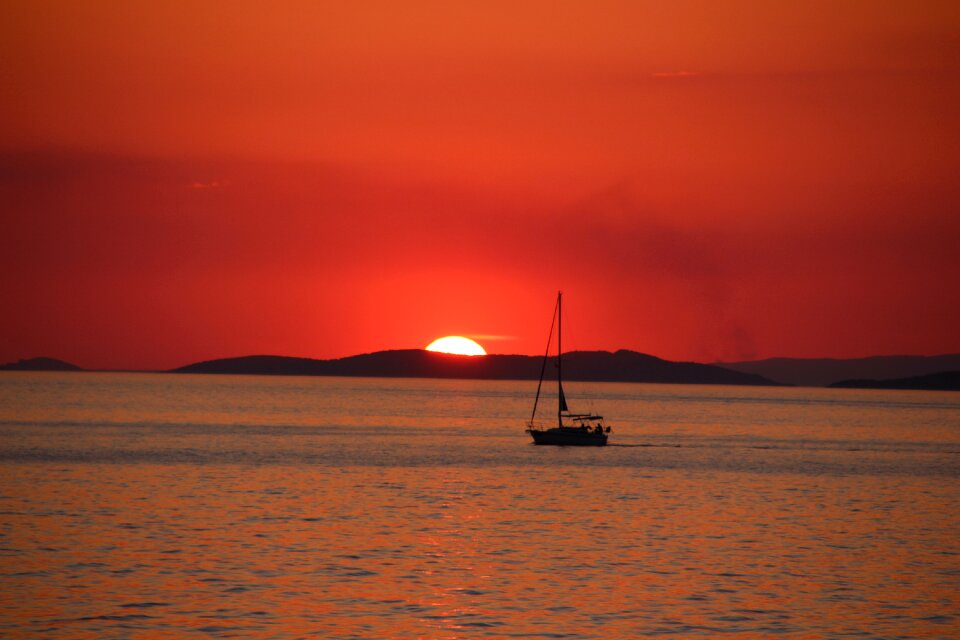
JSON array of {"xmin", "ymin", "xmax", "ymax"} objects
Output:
[{"xmin": 528, "ymin": 427, "xmax": 608, "ymax": 446}]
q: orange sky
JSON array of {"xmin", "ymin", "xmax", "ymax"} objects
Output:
[{"xmin": 2, "ymin": 1, "xmax": 959, "ymax": 370}]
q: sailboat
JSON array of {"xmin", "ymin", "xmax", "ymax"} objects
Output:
[{"xmin": 527, "ymin": 291, "xmax": 610, "ymax": 446}]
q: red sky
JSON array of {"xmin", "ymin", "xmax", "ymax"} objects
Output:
[{"xmin": 2, "ymin": 1, "xmax": 959, "ymax": 370}]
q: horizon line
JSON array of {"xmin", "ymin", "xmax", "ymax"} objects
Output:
[{"xmin": 5, "ymin": 348, "xmax": 960, "ymax": 374}]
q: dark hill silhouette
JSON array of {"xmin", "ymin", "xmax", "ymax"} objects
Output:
[
  {"xmin": 716, "ymin": 354, "xmax": 960, "ymax": 387},
  {"xmin": 0, "ymin": 357, "xmax": 82, "ymax": 371},
  {"xmin": 173, "ymin": 349, "xmax": 778, "ymax": 385},
  {"xmin": 829, "ymin": 370, "xmax": 960, "ymax": 391}
]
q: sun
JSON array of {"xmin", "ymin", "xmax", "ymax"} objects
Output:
[{"xmin": 425, "ymin": 336, "xmax": 487, "ymax": 356}]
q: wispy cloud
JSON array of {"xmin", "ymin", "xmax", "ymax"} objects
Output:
[
  {"xmin": 651, "ymin": 70, "xmax": 700, "ymax": 78},
  {"xmin": 190, "ymin": 180, "xmax": 229, "ymax": 189}
]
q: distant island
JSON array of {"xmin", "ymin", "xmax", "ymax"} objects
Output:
[
  {"xmin": 173, "ymin": 349, "xmax": 779, "ymax": 386},
  {"xmin": 829, "ymin": 370, "xmax": 960, "ymax": 391},
  {"xmin": 0, "ymin": 357, "xmax": 82, "ymax": 371},
  {"xmin": 717, "ymin": 354, "xmax": 960, "ymax": 387},
  {"xmin": 5, "ymin": 351, "xmax": 960, "ymax": 390}
]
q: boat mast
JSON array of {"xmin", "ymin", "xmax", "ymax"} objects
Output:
[
  {"xmin": 530, "ymin": 293, "xmax": 560, "ymax": 425},
  {"xmin": 557, "ymin": 290, "xmax": 562, "ymax": 429}
]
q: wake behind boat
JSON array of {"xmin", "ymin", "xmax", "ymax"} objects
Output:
[{"xmin": 526, "ymin": 291, "xmax": 611, "ymax": 446}]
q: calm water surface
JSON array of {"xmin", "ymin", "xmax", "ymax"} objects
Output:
[{"xmin": 1, "ymin": 372, "xmax": 958, "ymax": 638}]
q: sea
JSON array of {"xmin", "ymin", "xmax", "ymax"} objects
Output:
[{"xmin": 1, "ymin": 372, "xmax": 958, "ymax": 639}]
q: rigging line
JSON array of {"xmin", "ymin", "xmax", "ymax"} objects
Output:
[{"xmin": 530, "ymin": 292, "xmax": 560, "ymax": 425}]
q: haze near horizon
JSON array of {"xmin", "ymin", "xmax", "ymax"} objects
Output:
[{"xmin": 2, "ymin": 1, "xmax": 959, "ymax": 370}]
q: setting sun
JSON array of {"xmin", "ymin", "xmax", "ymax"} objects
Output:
[{"xmin": 425, "ymin": 336, "xmax": 487, "ymax": 356}]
